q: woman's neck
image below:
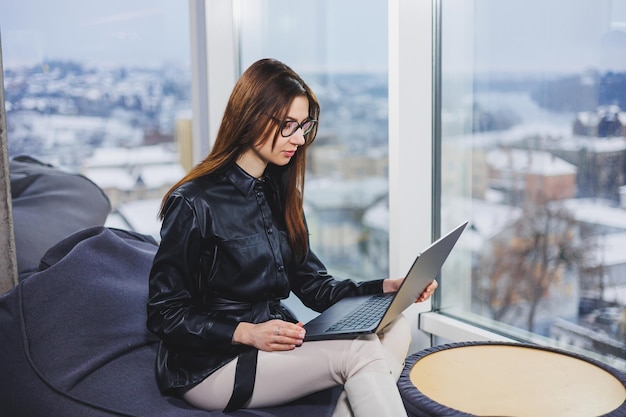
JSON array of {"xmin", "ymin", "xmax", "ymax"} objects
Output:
[{"xmin": 236, "ymin": 149, "xmax": 267, "ymax": 179}]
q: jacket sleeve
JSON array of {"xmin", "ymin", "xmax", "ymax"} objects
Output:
[
  {"xmin": 146, "ymin": 193, "xmax": 239, "ymax": 352},
  {"xmin": 290, "ymin": 246, "xmax": 384, "ymax": 313}
]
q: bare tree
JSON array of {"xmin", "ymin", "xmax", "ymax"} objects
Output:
[{"xmin": 474, "ymin": 202, "xmax": 595, "ymax": 332}]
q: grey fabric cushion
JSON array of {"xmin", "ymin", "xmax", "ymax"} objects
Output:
[
  {"xmin": 0, "ymin": 226, "xmax": 340, "ymax": 416},
  {"xmin": 10, "ymin": 155, "xmax": 111, "ymax": 279}
]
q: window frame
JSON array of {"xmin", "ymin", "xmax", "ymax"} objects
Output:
[{"xmin": 389, "ymin": 0, "xmax": 505, "ymax": 344}]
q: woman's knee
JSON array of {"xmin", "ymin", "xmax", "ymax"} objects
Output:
[
  {"xmin": 342, "ymin": 336, "xmax": 389, "ymax": 379},
  {"xmin": 381, "ymin": 314, "xmax": 411, "ymax": 339},
  {"xmin": 339, "ymin": 315, "xmax": 412, "ymax": 380}
]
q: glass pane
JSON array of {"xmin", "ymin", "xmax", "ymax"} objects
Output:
[
  {"xmin": 236, "ymin": 0, "xmax": 389, "ymax": 280},
  {"xmin": 440, "ymin": 0, "xmax": 626, "ymax": 371},
  {"xmin": 1, "ymin": 0, "xmax": 191, "ymax": 240}
]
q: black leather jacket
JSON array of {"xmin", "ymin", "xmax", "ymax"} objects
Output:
[{"xmin": 146, "ymin": 163, "xmax": 383, "ymax": 394}]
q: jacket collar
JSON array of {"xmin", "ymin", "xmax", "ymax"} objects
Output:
[{"xmin": 225, "ymin": 163, "xmax": 273, "ymax": 196}]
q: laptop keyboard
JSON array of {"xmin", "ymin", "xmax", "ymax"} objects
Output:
[{"xmin": 326, "ymin": 294, "xmax": 393, "ymax": 332}]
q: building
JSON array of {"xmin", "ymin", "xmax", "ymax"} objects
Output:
[
  {"xmin": 486, "ymin": 148, "xmax": 577, "ymax": 205},
  {"xmin": 81, "ymin": 144, "xmax": 185, "ymax": 210}
]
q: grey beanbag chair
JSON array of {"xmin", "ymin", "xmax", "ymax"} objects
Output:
[{"xmin": 0, "ymin": 226, "xmax": 340, "ymax": 416}]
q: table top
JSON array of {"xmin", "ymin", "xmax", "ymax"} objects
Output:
[{"xmin": 409, "ymin": 343, "xmax": 626, "ymax": 417}]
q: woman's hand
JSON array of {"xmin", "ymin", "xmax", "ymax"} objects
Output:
[
  {"xmin": 233, "ymin": 319, "xmax": 306, "ymax": 352},
  {"xmin": 383, "ymin": 278, "xmax": 438, "ymax": 303},
  {"xmin": 382, "ymin": 277, "xmax": 404, "ymax": 293},
  {"xmin": 416, "ymin": 279, "xmax": 438, "ymax": 302}
]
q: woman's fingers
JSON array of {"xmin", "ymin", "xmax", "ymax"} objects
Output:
[
  {"xmin": 416, "ymin": 279, "xmax": 438, "ymax": 302},
  {"xmin": 273, "ymin": 322, "xmax": 305, "ymax": 340},
  {"xmin": 259, "ymin": 320, "xmax": 305, "ymax": 351}
]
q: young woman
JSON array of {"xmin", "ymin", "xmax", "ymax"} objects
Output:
[{"xmin": 146, "ymin": 58, "xmax": 437, "ymax": 417}]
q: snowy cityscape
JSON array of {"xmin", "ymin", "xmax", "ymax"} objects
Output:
[{"xmin": 4, "ymin": 60, "xmax": 626, "ymax": 370}]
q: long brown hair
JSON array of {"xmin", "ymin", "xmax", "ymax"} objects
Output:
[{"xmin": 160, "ymin": 58, "xmax": 320, "ymax": 257}]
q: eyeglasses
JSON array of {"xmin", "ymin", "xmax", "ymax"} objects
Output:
[{"xmin": 272, "ymin": 117, "xmax": 318, "ymax": 138}]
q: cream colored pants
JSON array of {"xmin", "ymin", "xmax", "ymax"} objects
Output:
[{"xmin": 183, "ymin": 314, "xmax": 411, "ymax": 412}]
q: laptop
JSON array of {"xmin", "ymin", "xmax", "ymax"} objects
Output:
[{"xmin": 303, "ymin": 220, "xmax": 468, "ymax": 341}]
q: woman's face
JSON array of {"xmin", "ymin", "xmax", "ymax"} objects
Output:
[
  {"xmin": 259, "ymin": 95, "xmax": 309, "ymax": 164},
  {"xmin": 238, "ymin": 95, "xmax": 309, "ymax": 178}
]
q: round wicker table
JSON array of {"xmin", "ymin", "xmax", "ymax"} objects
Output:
[{"xmin": 398, "ymin": 342, "xmax": 626, "ymax": 417}]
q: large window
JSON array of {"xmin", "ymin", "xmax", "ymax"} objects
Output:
[
  {"xmin": 439, "ymin": 0, "xmax": 626, "ymax": 371},
  {"xmin": 1, "ymin": 0, "xmax": 191, "ymax": 239},
  {"xmin": 7, "ymin": 0, "xmax": 622, "ymax": 368}
]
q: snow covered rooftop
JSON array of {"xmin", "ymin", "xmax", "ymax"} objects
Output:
[
  {"xmin": 562, "ymin": 199, "xmax": 626, "ymax": 230},
  {"xmin": 113, "ymin": 198, "xmax": 163, "ymax": 241},
  {"xmin": 84, "ymin": 145, "xmax": 179, "ymax": 168},
  {"xmin": 487, "ymin": 148, "xmax": 576, "ymax": 176},
  {"xmin": 85, "ymin": 167, "xmax": 136, "ymax": 190}
]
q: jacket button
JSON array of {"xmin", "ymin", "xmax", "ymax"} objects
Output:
[
  {"xmin": 266, "ymin": 227, "xmax": 273, "ymax": 234},
  {"xmin": 277, "ymin": 265, "xmax": 285, "ymax": 272}
]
